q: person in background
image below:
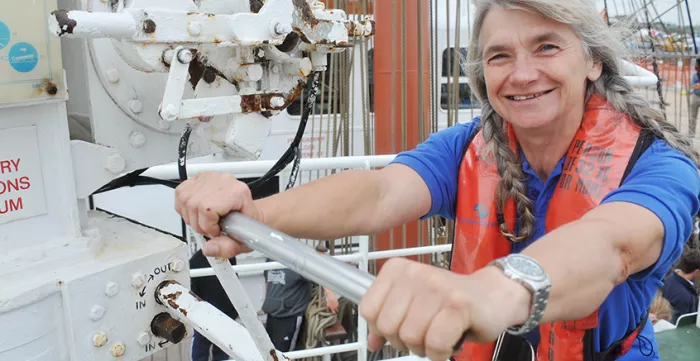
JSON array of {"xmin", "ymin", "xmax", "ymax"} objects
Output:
[
  {"xmin": 649, "ymin": 290, "xmax": 675, "ymax": 332},
  {"xmin": 690, "ymin": 58, "xmax": 700, "ymax": 137},
  {"xmin": 262, "ymin": 243, "xmax": 338, "ymax": 352},
  {"xmin": 661, "ymin": 247, "xmax": 700, "ymax": 323},
  {"xmin": 189, "ymin": 250, "xmax": 239, "ymax": 361}
]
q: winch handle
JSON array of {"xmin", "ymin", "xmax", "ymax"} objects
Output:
[{"xmin": 219, "ymin": 212, "xmax": 469, "ymax": 353}]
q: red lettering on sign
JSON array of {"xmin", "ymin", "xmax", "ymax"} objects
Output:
[
  {"xmin": 0, "ymin": 197, "xmax": 24, "ymax": 214},
  {"xmin": 0, "ymin": 158, "xmax": 20, "ymax": 174},
  {"xmin": 0, "ymin": 176, "xmax": 31, "ymax": 195}
]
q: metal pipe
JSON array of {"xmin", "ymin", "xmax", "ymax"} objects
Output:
[
  {"xmin": 620, "ymin": 59, "xmax": 658, "ymax": 87},
  {"xmin": 142, "ymin": 154, "xmax": 397, "ymax": 180},
  {"xmin": 49, "ymin": 10, "xmax": 137, "ymax": 38},
  {"xmin": 154, "ymin": 280, "xmax": 266, "ymax": 361},
  {"xmin": 284, "ymin": 342, "xmax": 362, "ymax": 359},
  {"xmin": 189, "ymin": 231, "xmax": 280, "ymax": 361},
  {"xmin": 220, "ymin": 212, "xmax": 375, "ymax": 304},
  {"xmin": 189, "ymin": 243, "xmax": 452, "ymax": 278}
]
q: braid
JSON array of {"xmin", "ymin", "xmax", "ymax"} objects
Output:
[
  {"xmin": 593, "ymin": 72, "xmax": 700, "ymax": 169},
  {"xmin": 481, "ymin": 103, "xmax": 536, "ymax": 242}
]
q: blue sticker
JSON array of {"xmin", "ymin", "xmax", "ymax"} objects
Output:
[
  {"xmin": 0, "ymin": 21, "xmax": 9, "ymax": 50},
  {"xmin": 9, "ymin": 42, "xmax": 38, "ymax": 73}
]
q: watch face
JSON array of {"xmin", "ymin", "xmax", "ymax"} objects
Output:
[{"xmin": 508, "ymin": 254, "xmax": 546, "ymax": 279}]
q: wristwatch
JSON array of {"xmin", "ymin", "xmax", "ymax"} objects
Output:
[{"xmin": 489, "ymin": 254, "xmax": 552, "ymax": 335}]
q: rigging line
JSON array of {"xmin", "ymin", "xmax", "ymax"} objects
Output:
[
  {"xmin": 684, "ymin": 0, "xmax": 698, "ymax": 54},
  {"xmin": 452, "ymin": 0, "xmax": 462, "ymax": 127}
]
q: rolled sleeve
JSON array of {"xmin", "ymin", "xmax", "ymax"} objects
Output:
[
  {"xmin": 390, "ymin": 120, "xmax": 481, "ymax": 220},
  {"xmin": 601, "ymin": 139, "xmax": 700, "ymax": 280}
]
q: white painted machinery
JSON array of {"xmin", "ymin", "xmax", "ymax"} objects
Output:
[{"xmin": 0, "ymin": 0, "xmax": 373, "ymax": 360}]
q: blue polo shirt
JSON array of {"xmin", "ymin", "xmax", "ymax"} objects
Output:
[
  {"xmin": 692, "ymin": 73, "xmax": 700, "ymax": 97},
  {"xmin": 391, "ymin": 117, "xmax": 700, "ymax": 360}
]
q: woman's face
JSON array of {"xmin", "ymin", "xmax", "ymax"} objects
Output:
[{"xmin": 480, "ymin": 7, "xmax": 602, "ymax": 131}]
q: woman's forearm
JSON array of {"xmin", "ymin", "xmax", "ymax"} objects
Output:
[
  {"xmin": 488, "ymin": 202, "xmax": 664, "ymax": 325},
  {"xmin": 254, "ymin": 165, "xmax": 431, "ymax": 241}
]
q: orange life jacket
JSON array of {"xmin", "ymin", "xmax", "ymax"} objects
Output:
[{"xmin": 450, "ymin": 94, "xmax": 652, "ymax": 361}]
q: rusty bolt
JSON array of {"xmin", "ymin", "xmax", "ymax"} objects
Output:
[
  {"xmin": 111, "ymin": 342, "xmax": 126, "ymax": 357},
  {"xmin": 143, "ymin": 19, "xmax": 156, "ymax": 34},
  {"xmin": 90, "ymin": 305, "xmax": 106, "ymax": 321},
  {"xmin": 177, "ymin": 49, "xmax": 193, "ymax": 64},
  {"xmin": 92, "ymin": 332, "xmax": 108, "ymax": 347},
  {"xmin": 105, "ymin": 282, "xmax": 119, "ymax": 297},
  {"xmin": 151, "ymin": 313, "xmax": 187, "ymax": 344},
  {"xmin": 188, "ymin": 22, "xmax": 201, "ymax": 36},
  {"xmin": 132, "ymin": 273, "xmax": 146, "ymax": 288},
  {"xmin": 105, "ymin": 69, "xmax": 120, "ymax": 84},
  {"xmin": 47, "ymin": 85, "xmax": 58, "ymax": 95},
  {"xmin": 137, "ymin": 332, "xmax": 151, "ymax": 346},
  {"xmin": 171, "ymin": 259, "xmax": 185, "ymax": 272}
]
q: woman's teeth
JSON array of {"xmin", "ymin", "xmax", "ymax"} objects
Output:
[{"xmin": 508, "ymin": 91, "xmax": 548, "ymax": 101}]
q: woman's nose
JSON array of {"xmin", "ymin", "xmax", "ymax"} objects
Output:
[{"xmin": 509, "ymin": 56, "xmax": 539, "ymax": 87}]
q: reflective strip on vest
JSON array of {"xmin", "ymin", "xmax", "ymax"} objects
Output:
[{"xmin": 451, "ymin": 94, "xmax": 642, "ymax": 361}]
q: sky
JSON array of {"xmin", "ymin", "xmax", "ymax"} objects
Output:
[{"xmin": 596, "ymin": 0, "xmax": 700, "ymax": 29}]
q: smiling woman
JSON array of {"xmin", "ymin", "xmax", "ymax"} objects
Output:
[{"xmin": 174, "ymin": 1, "xmax": 700, "ymax": 361}]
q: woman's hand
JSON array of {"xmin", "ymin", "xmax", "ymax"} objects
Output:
[
  {"xmin": 359, "ymin": 258, "xmax": 530, "ymax": 361},
  {"xmin": 174, "ymin": 171, "xmax": 263, "ymax": 257}
]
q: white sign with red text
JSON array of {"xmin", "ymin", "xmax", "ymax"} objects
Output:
[{"xmin": 0, "ymin": 125, "xmax": 47, "ymax": 224}]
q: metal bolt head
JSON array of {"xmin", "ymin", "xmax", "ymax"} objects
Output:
[
  {"xmin": 160, "ymin": 104, "xmax": 179, "ymax": 121},
  {"xmin": 111, "ymin": 342, "xmax": 126, "ymax": 357},
  {"xmin": 105, "ymin": 69, "xmax": 119, "ymax": 83},
  {"xmin": 137, "ymin": 332, "xmax": 151, "ymax": 346},
  {"xmin": 129, "ymin": 131, "xmax": 146, "ymax": 148},
  {"xmin": 90, "ymin": 305, "xmax": 106, "ymax": 321},
  {"xmin": 171, "ymin": 259, "xmax": 185, "ymax": 272},
  {"xmin": 177, "ymin": 49, "xmax": 193, "ymax": 64},
  {"xmin": 105, "ymin": 154, "xmax": 126, "ymax": 174},
  {"xmin": 105, "ymin": 282, "xmax": 119, "ymax": 297},
  {"xmin": 131, "ymin": 273, "xmax": 146, "ymax": 288},
  {"xmin": 92, "ymin": 332, "xmax": 108, "ymax": 347},
  {"xmin": 188, "ymin": 21, "xmax": 201, "ymax": 36},
  {"xmin": 270, "ymin": 96, "xmax": 285, "ymax": 108},
  {"xmin": 274, "ymin": 22, "xmax": 292, "ymax": 36},
  {"xmin": 128, "ymin": 99, "xmax": 143, "ymax": 114}
]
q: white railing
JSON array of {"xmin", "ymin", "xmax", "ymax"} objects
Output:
[{"xmin": 150, "ymin": 154, "xmax": 448, "ymax": 361}]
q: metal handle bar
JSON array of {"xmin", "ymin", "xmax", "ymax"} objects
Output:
[
  {"xmin": 220, "ymin": 212, "xmax": 375, "ymax": 304},
  {"xmin": 219, "ymin": 212, "xmax": 468, "ymax": 353}
]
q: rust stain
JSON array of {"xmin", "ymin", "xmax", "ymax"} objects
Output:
[
  {"xmin": 292, "ymin": 0, "xmax": 319, "ymax": 27},
  {"xmin": 151, "ymin": 312, "xmax": 187, "ymax": 344},
  {"xmin": 142, "ymin": 19, "xmax": 157, "ymax": 34},
  {"xmin": 250, "ymin": 0, "xmax": 264, "ymax": 13},
  {"xmin": 51, "ymin": 10, "xmax": 77, "ymax": 36},
  {"xmin": 179, "ymin": 308, "xmax": 188, "ymax": 316},
  {"xmin": 270, "ymin": 349, "xmax": 279, "ymax": 361},
  {"xmin": 57, "ymin": 280, "xmax": 63, "ymax": 286}
]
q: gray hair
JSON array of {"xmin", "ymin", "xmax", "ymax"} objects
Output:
[{"xmin": 465, "ymin": 0, "xmax": 699, "ymax": 242}]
